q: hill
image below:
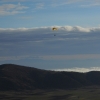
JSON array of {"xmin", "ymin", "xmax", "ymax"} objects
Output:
[{"xmin": 0, "ymin": 64, "xmax": 100, "ymax": 91}]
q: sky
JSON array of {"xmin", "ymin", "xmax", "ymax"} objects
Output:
[{"xmin": 1, "ymin": 0, "xmax": 100, "ymax": 72}]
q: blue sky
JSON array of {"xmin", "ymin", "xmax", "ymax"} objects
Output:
[{"xmin": 1, "ymin": 0, "xmax": 100, "ymax": 72}]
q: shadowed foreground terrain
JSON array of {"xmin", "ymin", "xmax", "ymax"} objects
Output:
[
  {"xmin": 1, "ymin": 86, "xmax": 100, "ymax": 100},
  {"xmin": 1, "ymin": 64, "xmax": 100, "ymax": 99},
  {"xmin": 1, "ymin": 64, "xmax": 100, "ymax": 91}
]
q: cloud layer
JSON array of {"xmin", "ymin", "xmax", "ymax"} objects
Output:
[
  {"xmin": 0, "ymin": 26, "xmax": 100, "ymax": 43},
  {"xmin": 53, "ymin": 67, "xmax": 100, "ymax": 72},
  {"xmin": 0, "ymin": 26, "xmax": 100, "ymax": 61}
]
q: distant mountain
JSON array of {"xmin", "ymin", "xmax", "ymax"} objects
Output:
[{"xmin": 0, "ymin": 64, "xmax": 100, "ymax": 91}]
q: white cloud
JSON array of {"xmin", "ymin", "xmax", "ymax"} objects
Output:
[
  {"xmin": 0, "ymin": 26, "xmax": 100, "ymax": 43},
  {"xmin": 0, "ymin": 3, "xmax": 28, "ymax": 16},
  {"xmin": 0, "ymin": 25, "xmax": 92, "ymax": 33},
  {"xmin": 57, "ymin": 26, "xmax": 90, "ymax": 32},
  {"xmin": 53, "ymin": 67, "xmax": 100, "ymax": 72}
]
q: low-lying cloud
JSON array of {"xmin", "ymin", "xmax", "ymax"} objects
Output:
[
  {"xmin": 1, "ymin": 26, "xmax": 100, "ymax": 62},
  {"xmin": 41, "ymin": 54, "xmax": 100, "ymax": 60},
  {"xmin": 0, "ymin": 26, "xmax": 100, "ymax": 43},
  {"xmin": 53, "ymin": 67, "xmax": 100, "ymax": 72},
  {"xmin": 1, "ymin": 54, "xmax": 100, "ymax": 61},
  {"xmin": 0, "ymin": 54, "xmax": 41, "ymax": 61}
]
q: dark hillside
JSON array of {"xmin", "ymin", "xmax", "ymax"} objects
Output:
[
  {"xmin": 86, "ymin": 71, "xmax": 100, "ymax": 85},
  {"xmin": 0, "ymin": 64, "xmax": 48, "ymax": 90},
  {"xmin": 0, "ymin": 64, "xmax": 100, "ymax": 91}
]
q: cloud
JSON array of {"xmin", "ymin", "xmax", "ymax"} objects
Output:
[
  {"xmin": 50, "ymin": 0, "xmax": 100, "ymax": 8},
  {"xmin": 0, "ymin": 55, "xmax": 30, "ymax": 61},
  {"xmin": 1, "ymin": 54, "xmax": 100, "ymax": 62},
  {"xmin": 35, "ymin": 3, "xmax": 44, "ymax": 9},
  {"xmin": 51, "ymin": 0, "xmax": 82, "ymax": 7},
  {"xmin": 0, "ymin": 25, "xmax": 100, "ymax": 44},
  {"xmin": 41, "ymin": 54, "xmax": 100, "ymax": 60},
  {"xmin": 0, "ymin": 3, "xmax": 28, "ymax": 16},
  {"xmin": 0, "ymin": 26, "xmax": 100, "ymax": 61},
  {"xmin": 79, "ymin": 0, "xmax": 100, "ymax": 7},
  {"xmin": 53, "ymin": 67, "xmax": 100, "ymax": 72},
  {"xmin": 18, "ymin": 16, "xmax": 33, "ymax": 19},
  {"xmin": 1, "ymin": 25, "xmax": 100, "ymax": 60},
  {"xmin": 81, "ymin": 3, "xmax": 100, "ymax": 7},
  {"xmin": 0, "ymin": 0, "xmax": 29, "ymax": 2},
  {"xmin": 0, "ymin": 55, "xmax": 40, "ymax": 61},
  {"xmin": 57, "ymin": 26, "xmax": 90, "ymax": 32}
]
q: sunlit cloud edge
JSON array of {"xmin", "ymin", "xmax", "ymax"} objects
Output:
[{"xmin": 52, "ymin": 67, "xmax": 100, "ymax": 72}]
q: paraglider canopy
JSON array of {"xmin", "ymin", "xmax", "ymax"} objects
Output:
[{"xmin": 52, "ymin": 27, "xmax": 57, "ymax": 31}]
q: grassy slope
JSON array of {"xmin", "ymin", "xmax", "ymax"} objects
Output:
[
  {"xmin": 0, "ymin": 64, "xmax": 96, "ymax": 91},
  {"xmin": 1, "ymin": 86, "xmax": 100, "ymax": 100}
]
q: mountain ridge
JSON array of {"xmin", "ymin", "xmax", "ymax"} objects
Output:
[{"xmin": 0, "ymin": 64, "xmax": 100, "ymax": 91}]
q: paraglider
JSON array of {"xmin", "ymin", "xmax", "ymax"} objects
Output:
[
  {"xmin": 52, "ymin": 27, "xmax": 58, "ymax": 31},
  {"xmin": 52, "ymin": 27, "xmax": 58, "ymax": 36}
]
